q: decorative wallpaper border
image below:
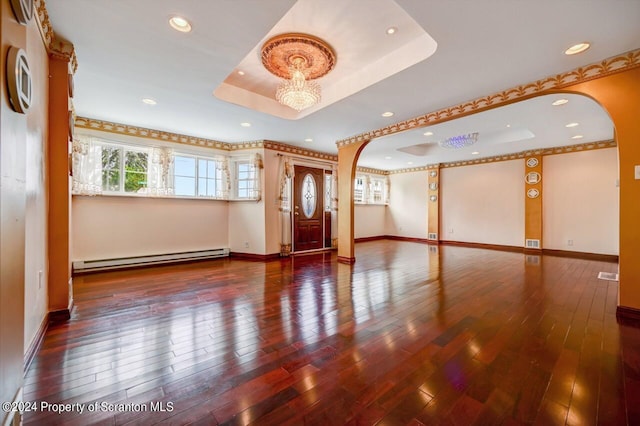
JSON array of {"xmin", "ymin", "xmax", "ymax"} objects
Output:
[
  {"xmin": 263, "ymin": 141, "xmax": 337, "ymax": 161},
  {"xmin": 440, "ymin": 139, "xmax": 616, "ymax": 168},
  {"xmin": 356, "ymin": 166, "xmax": 387, "ymax": 175},
  {"xmin": 35, "ymin": 0, "xmax": 78, "ymax": 73},
  {"xmin": 337, "ymin": 49, "xmax": 640, "ymax": 147},
  {"xmin": 75, "ymin": 117, "xmax": 339, "ymax": 161}
]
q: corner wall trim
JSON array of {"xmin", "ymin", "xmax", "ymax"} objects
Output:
[
  {"xmin": 24, "ymin": 315, "xmax": 49, "ymax": 374},
  {"xmin": 439, "ymin": 240, "xmax": 524, "ymax": 253},
  {"xmin": 229, "ymin": 252, "xmax": 281, "ymax": 261},
  {"xmin": 337, "ymin": 256, "xmax": 356, "ymax": 264},
  {"xmin": 616, "ymin": 306, "xmax": 640, "ymax": 326},
  {"xmin": 49, "ymin": 307, "xmax": 71, "ymax": 324}
]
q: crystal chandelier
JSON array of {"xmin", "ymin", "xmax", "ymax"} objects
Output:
[
  {"xmin": 439, "ymin": 132, "xmax": 479, "ymax": 149},
  {"xmin": 261, "ymin": 33, "xmax": 336, "ymax": 113},
  {"xmin": 275, "ymin": 57, "xmax": 321, "ymax": 111}
]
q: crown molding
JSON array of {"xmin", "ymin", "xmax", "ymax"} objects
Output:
[
  {"xmin": 263, "ymin": 141, "xmax": 337, "ymax": 161},
  {"xmin": 388, "ymin": 164, "xmax": 439, "ymax": 175},
  {"xmin": 35, "ymin": 0, "xmax": 78, "ymax": 73},
  {"xmin": 75, "ymin": 117, "xmax": 338, "ymax": 161},
  {"xmin": 356, "ymin": 167, "xmax": 388, "ymax": 175},
  {"xmin": 440, "ymin": 139, "xmax": 616, "ymax": 169},
  {"xmin": 337, "ymin": 49, "xmax": 640, "ymax": 148}
]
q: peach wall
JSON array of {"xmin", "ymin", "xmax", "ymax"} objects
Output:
[
  {"xmin": 263, "ymin": 149, "xmax": 281, "ymax": 255},
  {"xmin": 1, "ymin": 1, "xmax": 28, "ymax": 419},
  {"xmin": 543, "ymin": 148, "xmax": 619, "ymax": 254},
  {"xmin": 355, "ymin": 204, "xmax": 386, "ymax": 238},
  {"xmin": 441, "ymin": 160, "xmax": 525, "ymax": 246},
  {"xmin": 24, "ymin": 14, "xmax": 50, "ymax": 352},
  {"xmin": 72, "ymin": 196, "xmax": 229, "ymax": 260},
  {"xmin": 385, "ymin": 171, "xmax": 428, "ymax": 239}
]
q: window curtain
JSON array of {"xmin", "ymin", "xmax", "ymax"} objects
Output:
[
  {"xmin": 330, "ymin": 164, "xmax": 338, "ymax": 248},
  {"xmin": 251, "ymin": 153, "xmax": 263, "ymax": 201},
  {"xmin": 365, "ymin": 175, "xmax": 374, "ymax": 204},
  {"xmin": 71, "ymin": 136, "xmax": 102, "ymax": 195},
  {"xmin": 278, "ymin": 155, "xmax": 294, "ymax": 256},
  {"xmin": 384, "ymin": 175, "xmax": 390, "ymax": 204},
  {"xmin": 147, "ymin": 147, "xmax": 174, "ymax": 196},
  {"xmin": 220, "ymin": 156, "xmax": 231, "ymax": 199}
]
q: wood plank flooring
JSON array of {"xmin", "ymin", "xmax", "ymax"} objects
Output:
[{"xmin": 23, "ymin": 241, "xmax": 640, "ymax": 425}]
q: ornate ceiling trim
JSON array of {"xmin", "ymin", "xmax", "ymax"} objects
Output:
[
  {"xmin": 356, "ymin": 167, "xmax": 388, "ymax": 175},
  {"xmin": 35, "ymin": 0, "xmax": 78, "ymax": 73},
  {"xmin": 337, "ymin": 49, "xmax": 640, "ymax": 147},
  {"xmin": 386, "ymin": 139, "xmax": 616, "ymax": 174},
  {"xmin": 263, "ymin": 141, "xmax": 337, "ymax": 161},
  {"xmin": 261, "ymin": 33, "xmax": 336, "ymax": 80},
  {"xmin": 75, "ymin": 117, "xmax": 338, "ymax": 161}
]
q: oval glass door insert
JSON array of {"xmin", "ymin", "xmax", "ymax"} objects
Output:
[{"xmin": 302, "ymin": 173, "xmax": 316, "ymax": 218}]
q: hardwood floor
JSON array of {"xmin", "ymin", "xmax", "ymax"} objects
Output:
[{"xmin": 23, "ymin": 241, "xmax": 639, "ymax": 425}]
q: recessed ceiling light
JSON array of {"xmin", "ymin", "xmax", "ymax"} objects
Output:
[
  {"xmin": 386, "ymin": 27, "xmax": 397, "ymax": 35},
  {"xmin": 382, "ymin": 111, "xmax": 394, "ymax": 117},
  {"xmin": 169, "ymin": 16, "xmax": 192, "ymax": 33},
  {"xmin": 565, "ymin": 122, "xmax": 579, "ymax": 128},
  {"xmin": 304, "ymin": 138, "xmax": 313, "ymax": 142},
  {"xmin": 565, "ymin": 42, "xmax": 590, "ymax": 55},
  {"xmin": 237, "ymin": 71, "xmax": 245, "ymax": 76},
  {"xmin": 506, "ymin": 124, "xmax": 511, "ymax": 128},
  {"xmin": 472, "ymin": 151, "xmax": 480, "ymax": 155},
  {"xmin": 384, "ymin": 156, "xmax": 392, "ymax": 160},
  {"xmin": 240, "ymin": 122, "xmax": 251, "ymax": 127},
  {"xmin": 552, "ymin": 99, "xmax": 569, "ymax": 106},
  {"xmin": 423, "ymin": 131, "xmax": 433, "ymax": 136},
  {"xmin": 142, "ymin": 98, "xmax": 157, "ymax": 105},
  {"xmin": 407, "ymin": 161, "xmax": 413, "ymax": 165},
  {"xmin": 571, "ymin": 135, "xmax": 584, "ymax": 139}
]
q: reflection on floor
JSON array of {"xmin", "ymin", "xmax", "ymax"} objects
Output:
[{"xmin": 24, "ymin": 241, "xmax": 639, "ymax": 425}]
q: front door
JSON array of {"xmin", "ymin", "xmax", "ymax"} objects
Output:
[{"xmin": 293, "ymin": 165, "xmax": 324, "ymax": 251}]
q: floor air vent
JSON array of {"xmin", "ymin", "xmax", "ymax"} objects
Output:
[
  {"xmin": 428, "ymin": 233, "xmax": 438, "ymax": 240},
  {"xmin": 597, "ymin": 272, "xmax": 619, "ymax": 281}
]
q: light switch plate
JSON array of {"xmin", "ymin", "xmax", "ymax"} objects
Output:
[{"xmin": 635, "ymin": 165, "xmax": 640, "ymax": 180}]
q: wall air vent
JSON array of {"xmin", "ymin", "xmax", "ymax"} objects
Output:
[
  {"xmin": 428, "ymin": 233, "xmax": 438, "ymax": 240},
  {"xmin": 525, "ymin": 239, "xmax": 541, "ymax": 249}
]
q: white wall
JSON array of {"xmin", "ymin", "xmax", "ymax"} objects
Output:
[
  {"xmin": 72, "ymin": 196, "xmax": 229, "ymax": 260},
  {"xmin": 355, "ymin": 205, "xmax": 386, "ymax": 238},
  {"xmin": 543, "ymin": 148, "xmax": 618, "ymax": 254},
  {"xmin": 441, "ymin": 159, "xmax": 524, "ymax": 246},
  {"xmin": 385, "ymin": 171, "xmax": 428, "ymax": 239},
  {"xmin": 228, "ymin": 148, "xmax": 267, "ymax": 254}
]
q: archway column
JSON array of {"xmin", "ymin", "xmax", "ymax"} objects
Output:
[
  {"xmin": 337, "ymin": 140, "xmax": 369, "ymax": 263},
  {"xmin": 566, "ymin": 68, "xmax": 640, "ymax": 314}
]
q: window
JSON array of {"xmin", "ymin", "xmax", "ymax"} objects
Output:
[
  {"xmin": 236, "ymin": 161, "xmax": 256, "ymax": 199},
  {"xmin": 371, "ymin": 178, "xmax": 384, "ymax": 203},
  {"xmin": 325, "ymin": 173, "xmax": 332, "ymax": 211},
  {"xmin": 353, "ymin": 173, "xmax": 389, "ymax": 205},
  {"xmin": 354, "ymin": 176, "xmax": 365, "ymax": 203},
  {"xmin": 73, "ymin": 136, "xmax": 259, "ymax": 201},
  {"xmin": 174, "ymin": 155, "xmax": 196, "ymax": 196},
  {"xmin": 100, "ymin": 145, "xmax": 149, "ymax": 193},
  {"xmin": 174, "ymin": 155, "xmax": 225, "ymax": 198}
]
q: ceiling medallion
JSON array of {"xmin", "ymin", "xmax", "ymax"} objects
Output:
[{"xmin": 261, "ymin": 33, "xmax": 336, "ymax": 112}]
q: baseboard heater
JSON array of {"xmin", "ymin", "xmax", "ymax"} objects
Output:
[{"xmin": 72, "ymin": 248, "xmax": 230, "ymax": 273}]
